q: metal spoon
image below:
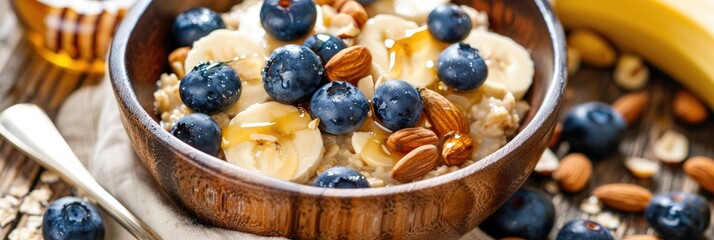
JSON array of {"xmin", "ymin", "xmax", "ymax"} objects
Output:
[{"xmin": 0, "ymin": 104, "xmax": 161, "ymax": 240}]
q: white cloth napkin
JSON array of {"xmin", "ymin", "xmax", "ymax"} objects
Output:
[{"xmin": 54, "ymin": 76, "xmax": 489, "ymax": 240}]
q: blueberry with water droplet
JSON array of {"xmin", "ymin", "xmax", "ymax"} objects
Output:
[
  {"xmin": 43, "ymin": 197, "xmax": 105, "ymax": 240},
  {"xmin": 562, "ymin": 102, "xmax": 626, "ymax": 157},
  {"xmin": 436, "ymin": 42, "xmax": 488, "ymax": 91},
  {"xmin": 310, "ymin": 81, "xmax": 369, "ymax": 135},
  {"xmin": 263, "ymin": 44, "xmax": 324, "ymax": 104},
  {"xmin": 645, "ymin": 192, "xmax": 711, "ymax": 239},
  {"xmin": 179, "ymin": 62, "xmax": 241, "ymax": 114},
  {"xmin": 171, "ymin": 113, "xmax": 222, "ymax": 156},
  {"xmin": 427, "ymin": 3, "xmax": 472, "ymax": 43},
  {"xmin": 303, "ymin": 33, "xmax": 347, "ymax": 64},
  {"xmin": 313, "ymin": 166, "xmax": 370, "ymax": 188},
  {"xmin": 260, "ymin": 0, "xmax": 317, "ymax": 41},
  {"xmin": 372, "ymin": 80, "xmax": 423, "ymax": 131},
  {"xmin": 481, "ymin": 187, "xmax": 555, "ymax": 240},
  {"xmin": 172, "ymin": 7, "xmax": 226, "ymax": 47}
]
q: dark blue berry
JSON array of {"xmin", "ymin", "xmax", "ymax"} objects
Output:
[
  {"xmin": 645, "ymin": 192, "xmax": 711, "ymax": 239},
  {"xmin": 171, "ymin": 113, "xmax": 222, "ymax": 156},
  {"xmin": 303, "ymin": 34, "xmax": 347, "ymax": 64},
  {"xmin": 260, "ymin": 0, "xmax": 317, "ymax": 41},
  {"xmin": 172, "ymin": 7, "xmax": 226, "ymax": 47},
  {"xmin": 312, "ymin": 166, "xmax": 370, "ymax": 188},
  {"xmin": 372, "ymin": 80, "xmax": 423, "ymax": 131},
  {"xmin": 310, "ymin": 81, "xmax": 370, "ymax": 135},
  {"xmin": 356, "ymin": 0, "xmax": 376, "ymax": 4},
  {"xmin": 179, "ymin": 62, "xmax": 242, "ymax": 114},
  {"xmin": 562, "ymin": 102, "xmax": 626, "ymax": 157},
  {"xmin": 427, "ymin": 4, "xmax": 472, "ymax": 43},
  {"xmin": 556, "ymin": 220, "xmax": 614, "ymax": 240},
  {"xmin": 263, "ymin": 44, "xmax": 325, "ymax": 104},
  {"xmin": 481, "ymin": 188, "xmax": 555, "ymax": 240},
  {"xmin": 436, "ymin": 42, "xmax": 488, "ymax": 91},
  {"xmin": 43, "ymin": 197, "xmax": 104, "ymax": 240}
]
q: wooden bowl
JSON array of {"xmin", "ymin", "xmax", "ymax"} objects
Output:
[{"xmin": 109, "ymin": 0, "xmax": 566, "ymax": 238}]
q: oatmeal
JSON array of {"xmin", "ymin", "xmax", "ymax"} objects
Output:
[{"xmin": 154, "ymin": 0, "xmax": 534, "ymax": 187}]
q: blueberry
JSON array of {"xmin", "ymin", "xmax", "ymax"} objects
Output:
[
  {"xmin": 556, "ymin": 219, "xmax": 614, "ymax": 240},
  {"xmin": 436, "ymin": 42, "xmax": 488, "ymax": 91},
  {"xmin": 427, "ymin": 3, "xmax": 472, "ymax": 43},
  {"xmin": 179, "ymin": 62, "xmax": 242, "ymax": 114},
  {"xmin": 263, "ymin": 44, "xmax": 325, "ymax": 104},
  {"xmin": 372, "ymin": 80, "xmax": 423, "ymax": 131},
  {"xmin": 171, "ymin": 7, "xmax": 226, "ymax": 47},
  {"xmin": 481, "ymin": 188, "xmax": 555, "ymax": 240},
  {"xmin": 303, "ymin": 34, "xmax": 347, "ymax": 64},
  {"xmin": 312, "ymin": 166, "xmax": 370, "ymax": 188},
  {"xmin": 645, "ymin": 192, "xmax": 711, "ymax": 239},
  {"xmin": 42, "ymin": 197, "xmax": 104, "ymax": 240},
  {"xmin": 562, "ymin": 102, "xmax": 626, "ymax": 157},
  {"xmin": 310, "ymin": 81, "xmax": 370, "ymax": 135},
  {"xmin": 356, "ymin": 0, "xmax": 376, "ymax": 4},
  {"xmin": 171, "ymin": 113, "xmax": 222, "ymax": 156},
  {"xmin": 260, "ymin": 0, "xmax": 317, "ymax": 41}
]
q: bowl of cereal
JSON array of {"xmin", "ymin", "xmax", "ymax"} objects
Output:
[{"xmin": 109, "ymin": 0, "xmax": 566, "ymax": 238}]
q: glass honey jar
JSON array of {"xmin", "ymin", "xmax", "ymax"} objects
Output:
[{"xmin": 11, "ymin": 0, "xmax": 137, "ymax": 73}]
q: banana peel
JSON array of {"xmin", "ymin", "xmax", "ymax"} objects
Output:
[{"xmin": 553, "ymin": 0, "xmax": 714, "ymax": 110}]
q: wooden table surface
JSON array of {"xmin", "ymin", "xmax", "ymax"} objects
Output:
[{"xmin": 0, "ymin": 0, "xmax": 712, "ymax": 239}]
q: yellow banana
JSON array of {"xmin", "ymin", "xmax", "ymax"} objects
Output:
[{"xmin": 553, "ymin": 0, "xmax": 714, "ymax": 110}]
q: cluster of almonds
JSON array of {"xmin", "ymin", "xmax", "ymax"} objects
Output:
[
  {"xmin": 386, "ymin": 88, "xmax": 477, "ymax": 182},
  {"xmin": 531, "ymin": 28, "xmax": 714, "ymax": 238}
]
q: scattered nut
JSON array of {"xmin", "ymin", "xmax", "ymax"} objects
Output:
[
  {"xmin": 40, "ymin": 171, "xmax": 61, "ymax": 184},
  {"xmin": 614, "ymin": 53, "xmax": 649, "ymax": 90},
  {"xmin": 624, "ymin": 157, "xmax": 660, "ymax": 178},
  {"xmin": 534, "ymin": 148, "xmax": 560, "ymax": 176},
  {"xmin": 683, "ymin": 156, "xmax": 714, "ymax": 192},
  {"xmin": 325, "ymin": 45, "xmax": 372, "ymax": 84},
  {"xmin": 673, "ymin": 89, "xmax": 709, "ymax": 125},
  {"xmin": 580, "ymin": 196, "xmax": 603, "ymax": 214},
  {"xmin": 612, "ymin": 91, "xmax": 649, "ymax": 125},
  {"xmin": 653, "ymin": 130, "xmax": 689, "ymax": 164},
  {"xmin": 441, "ymin": 133, "xmax": 477, "ymax": 166},
  {"xmin": 168, "ymin": 47, "xmax": 190, "ymax": 78},
  {"xmin": 390, "ymin": 145, "xmax": 439, "ymax": 182},
  {"xmin": 567, "ymin": 29, "xmax": 616, "ymax": 68},
  {"xmin": 623, "ymin": 235, "xmax": 661, "ymax": 240},
  {"xmin": 594, "ymin": 211, "xmax": 621, "ymax": 229},
  {"xmin": 386, "ymin": 127, "xmax": 438, "ymax": 153},
  {"xmin": 548, "ymin": 122, "xmax": 563, "ymax": 148},
  {"xmin": 553, "ymin": 153, "xmax": 592, "ymax": 192},
  {"xmin": 567, "ymin": 46, "xmax": 581, "ymax": 76},
  {"xmin": 593, "ymin": 183, "xmax": 653, "ymax": 213},
  {"xmin": 337, "ymin": 0, "xmax": 368, "ymax": 28}
]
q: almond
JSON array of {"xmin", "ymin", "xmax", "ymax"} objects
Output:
[
  {"xmin": 623, "ymin": 235, "xmax": 661, "ymax": 240},
  {"xmin": 683, "ymin": 156, "xmax": 714, "ymax": 193},
  {"xmin": 674, "ymin": 89, "xmax": 709, "ymax": 125},
  {"xmin": 552, "ymin": 153, "xmax": 592, "ymax": 192},
  {"xmin": 419, "ymin": 88, "xmax": 470, "ymax": 136},
  {"xmin": 441, "ymin": 133, "xmax": 477, "ymax": 166},
  {"xmin": 338, "ymin": 0, "xmax": 368, "ymax": 28},
  {"xmin": 324, "ymin": 45, "xmax": 372, "ymax": 85},
  {"xmin": 386, "ymin": 128, "xmax": 438, "ymax": 153},
  {"xmin": 168, "ymin": 47, "xmax": 190, "ymax": 78},
  {"xmin": 612, "ymin": 91, "xmax": 648, "ymax": 125},
  {"xmin": 593, "ymin": 183, "xmax": 653, "ymax": 212},
  {"xmin": 390, "ymin": 145, "xmax": 439, "ymax": 182}
]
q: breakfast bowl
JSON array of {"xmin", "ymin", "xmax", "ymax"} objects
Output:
[{"xmin": 109, "ymin": 0, "xmax": 566, "ymax": 238}]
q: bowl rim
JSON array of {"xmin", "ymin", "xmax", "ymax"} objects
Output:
[{"xmin": 109, "ymin": 0, "xmax": 566, "ymax": 198}]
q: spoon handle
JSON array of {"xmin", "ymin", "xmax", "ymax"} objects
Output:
[{"xmin": 0, "ymin": 104, "xmax": 161, "ymax": 240}]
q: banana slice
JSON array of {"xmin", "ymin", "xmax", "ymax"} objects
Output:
[
  {"xmin": 356, "ymin": 14, "xmax": 418, "ymax": 82},
  {"xmin": 351, "ymin": 121, "xmax": 403, "ymax": 167},
  {"xmin": 184, "ymin": 29, "xmax": 271, "ymax": 114},
  {"xmin": 222, "ymin": 102, "xmax": 325, "ymax": 183},
  {"xmin": 366, "ymin": 0, "xmax": 448, "ymax": 24},
  {"xmin": 463, "ymin": 30, "xmax": 534, "ymax": 99},
  {"xmin": 387, "ymin": 27, "xmax": 448, "ymax": 88}
]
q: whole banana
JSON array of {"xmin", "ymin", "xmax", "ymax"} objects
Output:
[{"xmin": 553, "ymin": 0, "xmax": 714, "ymax": 110}]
